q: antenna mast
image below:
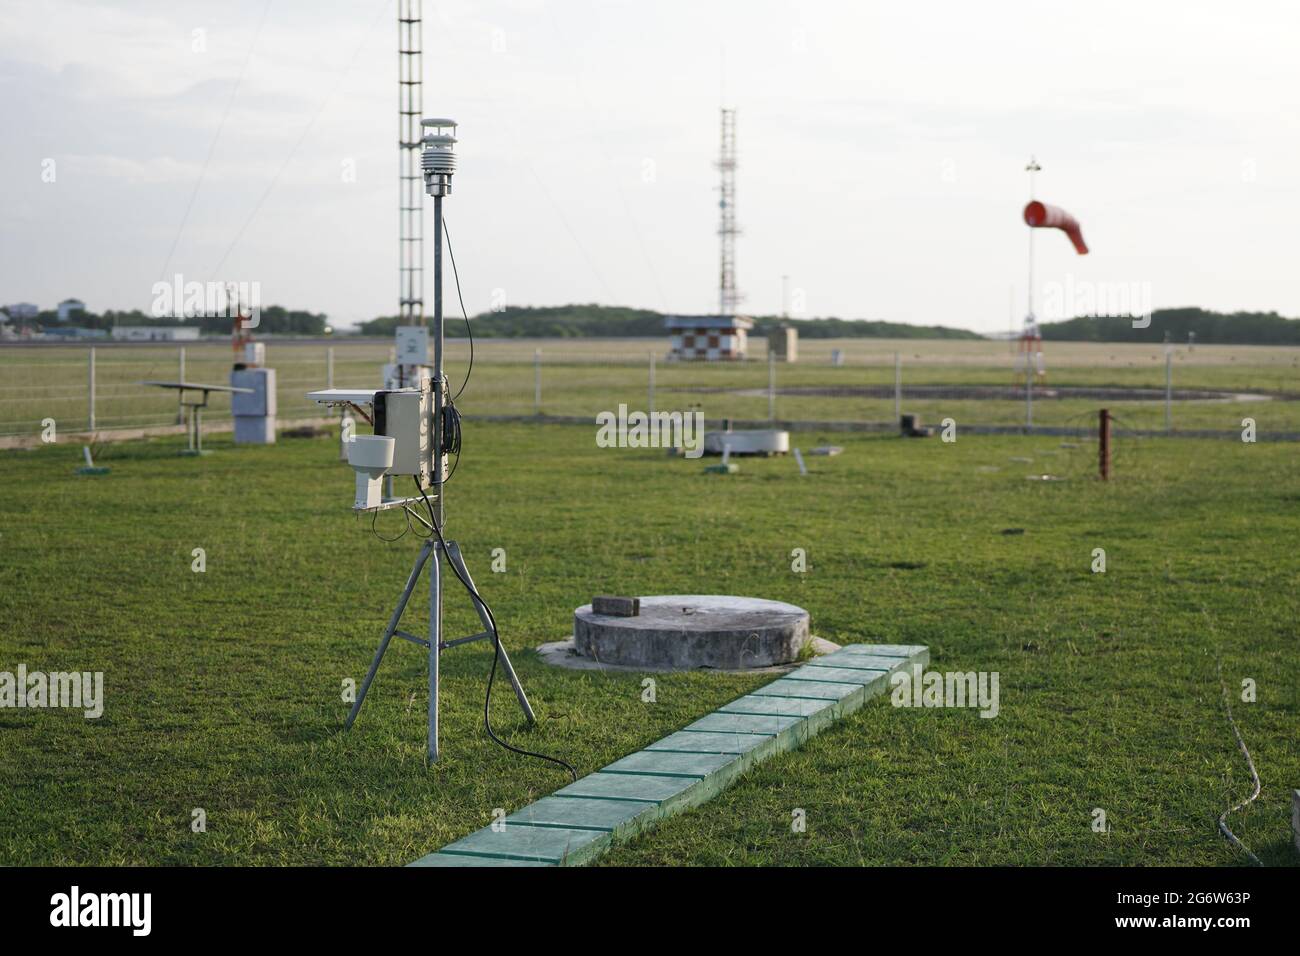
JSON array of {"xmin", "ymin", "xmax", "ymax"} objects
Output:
[
  {"xmin": 1024, "ymin": 155, "xmax": 1041, "ymax": 320},
  {"xmin": 716, "ymin": 108, "xmax": 741, "ymax": 317},
  {"xmin": 398, "ymin": 0, "xmax": 424, "ymax": 331}
]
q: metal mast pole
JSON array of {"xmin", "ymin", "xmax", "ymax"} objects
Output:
[
  {"xmin": 1025, "ymin": 156, "xmax": 1040, "ymax": 321},
  {"xmin": 398, "ymin": 0, "xmax": 424, "ymax": 356},
  {"xmin": 429, "ymin": 189, "xmax": 442, "ymax": 761},
  {"xmin": 433, "ymin": 193, "xmax": 443, "ymax": 527},
  {"xmin": 717, "ymin": 108, "xmax": 740, "ymax": 317}
]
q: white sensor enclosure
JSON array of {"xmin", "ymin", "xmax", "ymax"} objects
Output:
[
  {"xmin": 420, "ymin": 118, "xmax": 457, "ymax": 197},
  {"xmin": 348, "ymin": 435, "xmax": 396, "ymax": 510}
]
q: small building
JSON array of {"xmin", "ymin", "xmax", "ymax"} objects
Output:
[
  {"xmin": 111, "ymin": 325, "xmax": 202, "ymax": 342},
  {"xmin": 666, "ymin": 315, "xmax": 753, "ymax": 361},
  {"xmin": 57, "ymin": 298, "xmax": 86, "ymax": 321},
  {"xmin": 42, "ymin": 326, "xmax": 106, "ymax": 340},
  {"xmin": 3, "ymin": 303, "xmax": 39, "ymax": 322},
  {"xmin": 768, "ymin": 323, "xmax": 798, "ymax": 363}
]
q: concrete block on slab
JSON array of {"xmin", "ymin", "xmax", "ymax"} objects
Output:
[{"xmin": 592, "ymin": 595, "xmax": 640, "ymax": 617}]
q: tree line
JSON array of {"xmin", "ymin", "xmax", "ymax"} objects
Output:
[
  {"xmin": 1039, "ymin": 307, "xmax": 1300, "ymax": 344},
  {"xmin": 356, "ymin": 304, "xmax": 981, "ymax": 339},
  {"xmin": 21, "ymin": 306, "xmax": 328, "ymax": 336}
]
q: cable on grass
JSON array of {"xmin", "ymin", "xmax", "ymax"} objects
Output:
[
  {"xmin": 414, "ymin": 477, "xmax": 576, "ymax": 782},
  {"xmin": 1203, "ymin": 610, "xmax": 1263, "ymax": 866}
]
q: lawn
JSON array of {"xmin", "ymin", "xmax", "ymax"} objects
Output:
[
  {"xmin": 0, "ymin": 421, "xmax": 1296, "ymax": 865},
  {"xmin": 3, "ymin": 339, "xmax": 1298, "ymax": 437}
]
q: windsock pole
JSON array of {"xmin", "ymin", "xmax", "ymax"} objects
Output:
[{"xmin": 1025, "ymin": 156, "xmax": 1041, "ymax": 321}]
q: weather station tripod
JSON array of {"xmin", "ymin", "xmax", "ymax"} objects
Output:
[
  {"xmin": 344, "ymin": 523, "xmax": 535, "ymax": 763},
  {"xmin": 342, "ymin": 110, "xmax": 538, "ymax": 763}
]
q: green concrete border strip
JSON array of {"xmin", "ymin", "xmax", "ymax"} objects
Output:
[{"xmin": 409, "ymin": 642, "xmax": 928, "ymax": 867}]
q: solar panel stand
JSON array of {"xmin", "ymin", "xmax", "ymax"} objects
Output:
[{"xmin": 182, "ymin": 397, "xmax": 204, "ymax": 455}]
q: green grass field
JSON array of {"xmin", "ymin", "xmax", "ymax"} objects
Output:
[
  {"xmin": 3, "ymin": 338, "xmax": 1298, "ymax": 438},
  {"xmin": 1, "ymin": 420, "xmax": 1296, "ymax": 866}
]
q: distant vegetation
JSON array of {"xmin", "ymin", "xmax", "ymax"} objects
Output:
[
  {"xmin": 16, "ymin": 307, "xmax": 328, "ymax": 336},
  {"xmin": 17, "ymin": 302, "xmax": 1299, "ymax": 345},
  {"xmin": 356, "ymin": 304, "xmax": 981, "ymax": 340},
  {"xmin": 1039, "ymin": 307, "xmax": 1300, "ymax": 345}
]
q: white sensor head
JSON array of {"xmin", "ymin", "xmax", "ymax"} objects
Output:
[{"xmin": 421, "ymin": 117, "xmax": 457, "ymax": 197}]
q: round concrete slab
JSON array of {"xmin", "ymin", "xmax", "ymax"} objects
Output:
[
  {"xmin": 573, "ymin": 595, "xmax": 810, "ymax": 670},
  {"xmin": 537, "ymin": 636, "xmax": 839, "ymax": 674}
]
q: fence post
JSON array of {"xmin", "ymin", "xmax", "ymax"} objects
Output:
[
  {"xmin": 1099, "ymin": 408, "xmax": 1111, "ymax": 480},
  {"xmin": 87, "ymin": 347, "xmax": 96, "ymax": 433},
  {"xmin": 327, "ymin": 346, "xmax": 335, "ymax": 388},
  {"xmin": 768, "ymin": 348, "xmax": 776, "ymax": 421},
  {"xmin": 648, "ymin": 351, "xmax": 656, "ymax": 416},
  {"xmin": 1170, "ymin": 345, "xmax": 1180, "ymax": 431},
  {"xmin": 893, "ymin": 351, "xmax": 901, "ymax": 422},
  {"xmin": 534, "ymin": 348, "xmax": 542, "ymax": 416},
  {"xmin": 1025, "ymin": 367, "xmax": 1034, "ymax": 430},
  {"xmin": 177, "ymin": 346, "xmax": 186, "ymax": 424}
]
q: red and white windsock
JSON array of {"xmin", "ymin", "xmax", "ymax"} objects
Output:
[{"xmin": 1023, "ymin": 200, "xmax": 1088, "ymax": 254}]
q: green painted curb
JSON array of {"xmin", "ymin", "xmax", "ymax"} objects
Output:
[{"xmin": 410, "ymin": 642, "xmax": 927, "ymax": 867}]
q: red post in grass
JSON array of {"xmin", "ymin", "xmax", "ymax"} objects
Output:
[{"xmin": 1098, "ymin": 408, "xmax": 1111, "ymax": 481}]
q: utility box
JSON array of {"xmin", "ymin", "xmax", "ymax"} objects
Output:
[
  {"xmin": 395, "ymin": 326, "xmax": 429, "ymax": 366},
  {"xmin": 768, "ymin": 324, "xmax": 798, "ymax": 363},
  {"xmin": 231, "ymin": 367, "xmax": 277, "ymax": 444},
  {"xmin": 374, "ymin": 387, "xmax": 431, "ymax": 488}
]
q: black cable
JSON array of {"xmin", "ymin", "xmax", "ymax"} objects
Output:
[
  {"xmin": 441, "ymin": 403, "xmax": 462, "ymax": 456},
  {"xmin": 442, "ymin": 402, "xmax": 463, "ymax": 483},
  {"xmin": 370, "ymin": 506, "xmax": 409, "ymax": 543},
  {"xmin": 414, "ymin": 477, "xmax": 576, "ymax": 782},
  {"xmin": 442, "ymin": 215, "xmax": 474, "ymax": 401}
]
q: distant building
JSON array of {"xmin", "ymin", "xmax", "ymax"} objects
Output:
[
  {"xmin": 111, "ymin": 326, "xmax": 201, "ymax": 342},
  {"xmin": 3, "ymin": 303, "xmax": 38, "ymax": 321},
  {"xmin": 42, "ymin": 327, "xmax": 107, "ymax": 340},
  {"xmin": 666, "ymin": 315, "xmax": 753, "ymax": 361},
  {"xmin": 57, "ymin": 298, "xmax": 86, "ymax": 321}
]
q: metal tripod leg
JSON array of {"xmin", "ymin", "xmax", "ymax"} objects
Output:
[
  {"xmin": 444, "ymin": 540, "xmax": 537, "ymax": 724},
  {"xmin": 345, "ymin": 536, "xmax": 436, "ymax": 729}
]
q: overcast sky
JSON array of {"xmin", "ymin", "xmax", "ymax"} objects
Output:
[{"xmin": 2, "ymin": 0, "xmax": 1297, "ymax": 332}]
